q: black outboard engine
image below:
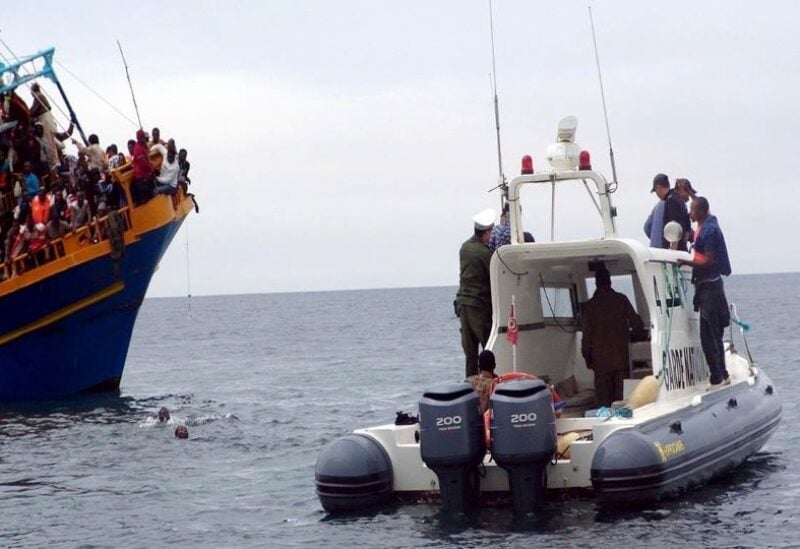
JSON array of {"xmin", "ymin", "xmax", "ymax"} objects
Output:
[
  {"xmin": 419, "ymin": 382, "xmax": 486, "ymax": 513},
  {"xmin": 490, "ymin": 379, "xmax": 557, "ymax": 513},
  {"xmin": 315, "ymin": 434, "xmax": 393, "ymax": 514}
]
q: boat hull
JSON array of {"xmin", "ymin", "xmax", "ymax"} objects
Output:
[
  {"xmin": 590, "ymin": 369, "xmax": 782, "ymax": 503},
  {"xmin": 0, "ymin": 218, "xmax": 185, "ymax": 400},
  {"xmin": 317, "ymin": 367, "xmax": 782, "ymax": 513}
]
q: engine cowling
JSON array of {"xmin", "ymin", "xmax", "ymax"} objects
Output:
[
  {"xmin": 419, "ymin": 382, "xmax": 486, "ymax": 512},
  {"xmin": 490, "ymin": 378, "xmax": 557, "ymax": 513}
]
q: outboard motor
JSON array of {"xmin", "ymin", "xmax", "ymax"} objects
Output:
[
  {"xmin": 490, "ymin": 379, "xmax": 557, "ymax": 513},
  {"xmin": 315, "ymin": 434, "xmax": 394, "ymax": 514},
  {"xmin": 419, "ymin": 382, "xmax": 486, "ymax": 513}
]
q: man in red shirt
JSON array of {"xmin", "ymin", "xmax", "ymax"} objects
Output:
[{"xmin": 131, "ymin": 129, "xmax": 153, "ymax": 205}]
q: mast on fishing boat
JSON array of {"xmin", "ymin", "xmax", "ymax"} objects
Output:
[{"xmin": 0, "ymin": 47, "xmax": 88, "ymax": 144}]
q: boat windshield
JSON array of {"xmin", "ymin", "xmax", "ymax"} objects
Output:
[{"xmin": 517, "ymin": 176, "xmax": 608, "ymax": 242}]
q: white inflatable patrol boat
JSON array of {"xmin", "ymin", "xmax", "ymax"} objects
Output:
[{"xmin": 315, "ymin": 118, "xmax": 781, "ymax": 514}]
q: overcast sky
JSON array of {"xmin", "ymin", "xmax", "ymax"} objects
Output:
[{"xmin": 2, "ymin": 1, "xmax": 798, "ymax": 297}]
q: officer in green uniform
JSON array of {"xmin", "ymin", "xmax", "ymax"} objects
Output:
[{"xmin": 457, "ymin": 208, "xmax": 495, "ymax": 377}]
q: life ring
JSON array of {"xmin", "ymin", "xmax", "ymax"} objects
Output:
[{"xmin": 483, "ymin": 371, "xmax": 563, "ymax": 446}]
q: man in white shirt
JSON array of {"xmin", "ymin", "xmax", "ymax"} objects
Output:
[
  {"xmin": 151, "ymin": 142, "xmax": 180, "ymax": 196},
  {"xmin": 72, "ymin": 134, "xmax": 106, "ymax": 171}
]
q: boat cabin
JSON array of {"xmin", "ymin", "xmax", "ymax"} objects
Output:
[{"xmin": 486, "ymin": 124, "xmax": 708, "ymax": 413}]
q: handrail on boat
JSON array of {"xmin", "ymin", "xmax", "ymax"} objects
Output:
[{"xmin": 1, "ymin": 207, "xmax": 133, "ymax": 280}]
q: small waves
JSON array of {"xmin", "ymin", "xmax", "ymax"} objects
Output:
[{"xmin": 2, "ymin": 282, "xmax": 799, "ymax": 547}]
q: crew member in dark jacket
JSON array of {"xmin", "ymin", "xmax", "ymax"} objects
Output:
[
  {"xmin": 651, "ymin": 173, "xmax": 691, "ymax": 250},
  {"xmin": 456, "ymin": 208, "xmax": 495, "ymax": 377},
  {"xmin": 581, "ymin": 267, "xmax": 645, "ymax": 407},
  {"xmin": 678, "ymin": 196, "xmax": 732, "ymax": 386}
]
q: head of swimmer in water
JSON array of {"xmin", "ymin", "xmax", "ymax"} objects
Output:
[{"xmin": 157, "ymin": 407, "xmax": 170, "ymax": 423}]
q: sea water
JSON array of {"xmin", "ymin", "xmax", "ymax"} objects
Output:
[{"xmin": 1, "ymin": 274, "xmax": 798, "ymax": 547}]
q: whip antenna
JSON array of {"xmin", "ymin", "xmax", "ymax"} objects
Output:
[
  {"xmin": 588, "ymin": 6, "xmax": 618, "ymax": 187},
  {"xmin": 116, "ymin": 40, "xmax": 143, "ymax": 129},
  {"xmin": 488, "ymin": 0, "xmax": 506, "ymax": 201}
]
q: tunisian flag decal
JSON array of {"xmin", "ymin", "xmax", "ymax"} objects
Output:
[{"xmin": 506, "ymin": 300, "xmax": 519, "ymax": 346}]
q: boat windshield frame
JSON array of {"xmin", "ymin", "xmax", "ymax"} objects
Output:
[{"xmin": 506, "ymin": 169, "xmax": 617, "ymax": 244}]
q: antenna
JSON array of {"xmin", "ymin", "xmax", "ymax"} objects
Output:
[
  {"xmin": 588, "ymin": 6, "xmax": 618, "ymax": 187},
  {"xmin": 488, "ymin": 0, "xmax": 506, "ymax": 203},
  {"xmin": 116, "ymin": 40, "xmax": 143, "ymax": 129}
]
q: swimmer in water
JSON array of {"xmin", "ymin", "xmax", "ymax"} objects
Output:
[
  {"xmin": 175, "ymin": 425, "xmax": 189, "ymax": 439},
  {"xmin": 157, "ymin": 407, "xmax": 170, "ymax": 423}
]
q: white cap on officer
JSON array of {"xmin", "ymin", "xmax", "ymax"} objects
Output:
[{"xmin": 473, "ymin": 208, "xmax": 496, "ymax": 231}]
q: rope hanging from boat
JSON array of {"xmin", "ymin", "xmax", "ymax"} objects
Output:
[
  {"xmin": 730, "ymin": 303, "xmax": 755, "ymax": 371},
  {"xmin": 656, "ymin": 264, "xmax": 676, "ymax": 384},
  {"xmin": 185, "ymin": 218, "xmax": 192, "ymax": 319},
  {"xmin": 106, "ymin": 210, "xmax": 125, "ymax": 261}
]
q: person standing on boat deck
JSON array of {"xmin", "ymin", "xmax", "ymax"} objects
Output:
[
  {"xmin": 467, "ymin": 349, "xmax": 499, "ymax": 413},
  {"xmin": 107, "ymin": 144, "xmax": 123, "ymax": 170},
  {"xmin": 178, "ymin": 148, "xmax": 192, "ymax": 195},
  {"xmin": 644, "ymin": 177, "xmax": 666, "ymax": 248},
  {"xmin": 22, "ymin": 161, "xmax": 41, "ymax": 196},
  {"xmin": 131, "ymin": 129, "xmax": 154, "ymax": 205},
  {"xmin": 457, "ymin": 208, "xmax": 495, "ymax": 377},
  {"xmin": 489, "ymin": 203, "xmax": 511, "ymax": 250},
  {"xmin": 0, "ymin": 147, "xmax": 12, "ymax": 195},
  {"xmin": 151, "ymin": 142, "xmax": 180, "ymax": 196},
  {"xmin": 70, "ymin": 190, "xmax": 90, "ymax": 230},
  {"xmin": 32, "ymin": 122, "xmax": 56, "ymax": 175},
  {"xmin": 675, "ymin": 178, "xmax": 698, "ymax": 204},
  {"xmin": 581, "ymin": 267, "xmax": 645, "ymax": 407},
  {"xmin": 30, "ymin": 189, "xmax": 51, "ymax": 225},
  {"xmin": 72, "ymin": 134, "xmax": 106, "ymax": 172},
  {"xmin": 645, "ymin": 174, "xmax": 691, "ymax": 250},
  {"xmin": 28, "ymin": 83, "xmax": 60, "ymax": 170},
  {"xmin": 674, "ymin": 178, "xmax": 697, "ymax": 242},
  {"xmin": 53, "ymin": 121, "xmax": 75, "ymax": 166},
  {"xmin": 678, "ymin": 197, "xmax": 732, "ymax": 386},
  {"xmin": 148, "ymin": 127, "xmax": 166, "ymax": 148},
  {"xmin": 46, "ymin": 206, "xmax": 70, "ymax": 240}
]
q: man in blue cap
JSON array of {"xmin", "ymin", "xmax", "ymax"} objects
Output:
[
  {"xmin": 456, "ymin": 208, "xmax": 495, "ymax": 377},
  {"xmin": 645, "ymin": 173, "xmax": 691, "ymax": 250}
]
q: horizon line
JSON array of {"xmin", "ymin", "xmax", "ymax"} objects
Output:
[{"xmin": 146, "ymin": 269, "xmax": 800, "ymax": 300}]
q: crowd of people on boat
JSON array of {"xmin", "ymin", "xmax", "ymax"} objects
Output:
[
  {"xmin": 458, "ymin": 171, "xmax": 733, "ymax": 406},
  {"xmin": 0, "ymin": 83, "xmax": 191, "ymax": 279}
]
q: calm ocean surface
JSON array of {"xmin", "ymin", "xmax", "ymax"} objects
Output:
[{"xmin": 1, "ymin": 273, "xmax": 798, "ymax": 548}]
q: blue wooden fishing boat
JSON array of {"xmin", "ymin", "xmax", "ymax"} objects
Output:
[{"xmin": 0, "ymin": 48, "xmax": 195, "ymax": 399}]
